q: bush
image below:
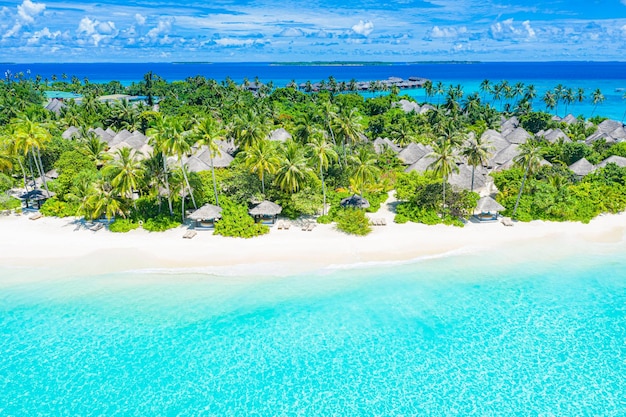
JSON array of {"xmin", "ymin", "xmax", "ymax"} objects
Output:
[
  {"xmin": 335, "ymin": 208, "xmax": 372, "ymax": 236},
  {"xmin": 108, "ymin": 218, "xmax": 139, "ymax": 233},
  {"xmin": 214, "ymin": 201, "xmax": 269, "ymax": 238},
  {"xmin": 0, "ymin": 193, "xmax": 21, "ymax": 211},
  {"xmin": 394, "ymin": 213, "xmax": 409, "ymax": 224},
  {"xmin": 0, "ymin": 173, "xmax": 13, "ymax": 193},
  {"xmin": 316, "ymin": 215, "xmax": 332, "ymax": 224},
  {"xmin": 142, "ymin": 215, "xmax": 180, "ymax": 232},
  {"xmin": 39, "ymin": 197, "xmax": 78, "ymax": 217}
]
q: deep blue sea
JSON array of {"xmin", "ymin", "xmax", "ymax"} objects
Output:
[
  {"xmin": 6, "ymin": 61, "xmax": 626, "ymax": 120},
  {"xmin": 1, "ymin": 237, "xmax": 625, "ymax": 416}
]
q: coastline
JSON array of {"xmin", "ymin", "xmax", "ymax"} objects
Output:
[{"xmin": 1, "ymin": 209, "xmax": 624, "ymax": 278}]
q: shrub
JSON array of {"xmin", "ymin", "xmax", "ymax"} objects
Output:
[
  {"xmin": 0, "ymin": 193, "xmax": 21, "ymax": 211},
  {"xmin": 142, "ymin": 215, "xmax": 180, "ymax": 232},
  {"xmin": 335, "ymin": 208, "xmax": 372, "ymax": 236},
  {"xmin": 394, "ymin": 213, "xmax": 409, "ymax": 224},
  {"xmin": 39, "ymin": 197, "xmax": 78, "ymax": 217},
  {"xmin": 214, "ymin": 201, "xmax": 269, "ymax": 238},
  {"xmin": 316, "ymin": 215, "xmax": 332, "ymax": 224},
  {"xmin": 0, "ymin": 173, "xmax": 13, "ymax": 193},
  {"xmin": 108, "ymin": 218, "xmax": 139, "ymax": 233}
]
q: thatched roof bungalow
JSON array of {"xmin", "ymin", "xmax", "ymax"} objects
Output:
[
  {"xmin": 188, "ymin": 204, "xmax": 222, "ymax": 228},
  {"xmin": 569, "ymin": 158, "xmax": 596, "ymax": 178},
  {"xmin": 474, "ymin": 196, "xmax": 505, "ymax": 221},
  {"xmin": 249, "ymin": 200, "xmax": 282, "ymax": 224}
]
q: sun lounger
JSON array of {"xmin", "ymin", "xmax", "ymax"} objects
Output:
[
  {"xmin": 89, "ymin": 223, "xmax": 104, "ymax": 232},
  {"xmin": 183, "ymin": 230, "xmax": 197, "ymax": 239},
  {"xmin": 302, "ymin": 222, "xmax": 309, "ymax": 231},
  {"xmin": 283, "ymin": 221, "xmax": 291, "ymax": 230},
  {"xmin": 29, "ymin": 213, "xmax": 43, "ymax": 220},
  {"xmin": 307, "ymin": 222, "xmax": 316, "ymax": 231},
  {"xmin": 276, "ymin": 220, "xmax": 284, "ymax": 230}
]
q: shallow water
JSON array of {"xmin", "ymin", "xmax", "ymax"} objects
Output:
[{"xmin": 1, "ymin": 240, "xmax": 625, "ymax": 416}]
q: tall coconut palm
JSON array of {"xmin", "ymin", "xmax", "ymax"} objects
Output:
[
  {"xmin": 590, "ymin": 88, "xmax": 605, "ymax": 117},
  {"xmin": 161, "ymin": 118, "xmax": 197, "ymax": 220},
  {"xmin": 512, "ymin": 139, "xmax": 543, "ymax": 218},
  {"xmin": 12, "ymin": 113, "xmax": 52, "ymax": 194},
  {"xmin": 241, "ymin": 139, "xmax": 279, "ymax": 195},
  {"xmin": 479, "ymin": 79, "xmax": 492, "ymax": 103},
  {"xmin": 428, "ymin": 139, "xmax": 460, "ymax": 216},
  {"xmin": 318, "ymin": 99, "xmax": 338, "ymax": 146},
  {"xmin": 348, "ymin": 146, "xmax": 380, "ymax": 198},
  {"xmin": 333, "ymin": 107, "xmax": 363, "ymax": 166},
  {"xmin": 193, "ymin": 116, "xmax": 224, "ymax": 205},
  {"xmin": 233, "ymin": 109, "xmax": 270, "ymax": 150},
  {"xmin": 80, "ymin": 132, "xmax": 111, "ymax": 168},
  {"xmin": 307, "ymin": 133, "xmax": 338, "ymax": 215},
  {"xmin": 461, "ymin": 135, "xmax": 494, "ymax": 193},
  {"xmin": 293, "ymin": 112, "xmax": 320, "ymax": 145},
  {"xmin": 542, "ymin": 91, "xmax": 556, "ymax": 115},
  {"xmin": 147, "ymin": 114, "xmax": 175, "ymax": 216},
  {"xmin": 274, "ymin": 141, "xmax": 314, "ymax": 193}
]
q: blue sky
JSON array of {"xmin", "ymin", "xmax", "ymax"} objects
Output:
[{"xmin": 1, "ymin": 0, "xmax": 626, "ymax": 62}]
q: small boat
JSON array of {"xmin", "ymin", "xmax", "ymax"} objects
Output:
[{"xmin": 616, "ymin": 88, "xmax": 625, "ymax": 92}]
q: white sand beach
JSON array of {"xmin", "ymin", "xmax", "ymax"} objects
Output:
[{"xmin": 1, "ymin": 197, "xmax": 625, "ymax": 277}]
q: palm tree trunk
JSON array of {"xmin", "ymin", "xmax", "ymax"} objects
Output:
[
  {"xmin": 180, "ymin": 158, "xmax": 197, "ymax": 209},
  {"xmin": 512, "ymin": 166, "xmax": 529, "ymax": 218},
  {"xmin": 36, "ymin": 147, "xmax": 50, "ymax": 194},
  {"xmin": 17, "ymin": 157, "xmax": 29, "ymax": 192},
  {"xmin": 442, "ymin": 179, "xmax": 446, "ymax": 217},
  {"xmin": 162, "ymin": 156, "xmax": 173, "ymax": 216},
  {"xmin": 209, "ymin": 153, "xmax": 219, "ymax": 206},
  {"xmin": 321, "ymin": 166, "xmax": 326, "ymax": 216},
  {"xmin": 261, "ymin": 171, "xmax": 265, "ymax": 195},
  {"xmin": 470, "ymin": 165, "xmax": 475, "ymax": 193}
]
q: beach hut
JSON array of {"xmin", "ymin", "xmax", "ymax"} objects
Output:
[
  {"xmin": 340, "ymin": 194, "xmax": 370, "ymax": 209},
  {"xmin": 18, "ymin": 189, "xmax": 55, "ymax": 209},
  {"xmin": 474, "ymin": 196, "xmax": 505, "ymax": 221},
  {"xmin": 569, "ymin": 158, "xmax": 596, "ymax": 178},
  {"xmin": 249, "ymin": 200, "xmax": 282, "ymax": 224},
  {"xmin": 188, "ymin": 204, "xmax": 222, "ymax": 229}
]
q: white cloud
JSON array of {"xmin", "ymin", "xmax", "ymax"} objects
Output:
[
  {"xmin": 522, "ymin": 20, "xmax": 535, "ymax": 38},
  {"xmin": 428, "ymin": 25, "xmax": 466, "ymax": 39},
  {"xmin": 352, "ymin": 20, "xmax": 374, "ymax": 36},
  {"xmin": 135, "ymin": 13, "xmax": 146, "ymax": 26},
  {"xmin": 490, "ymin": 18, "xmax": 535, "ymax": 41},
  {"xmin": 77, "ymin": 17, "xmax": 118, "ymax": 46},
  {"xmin": 27, "ymin": 26, "xmax": 60, "ymax": 44},
  {"xmin": 275, "ymin": 27, "xmax": 304, "ymax": 37},
  {"xmin": 17, "ymin": 0, "xmax": 45, "ymax": 24},
  {"xmin": 145, "ymin": 18, "xmax": 172, "ymax": 40}
]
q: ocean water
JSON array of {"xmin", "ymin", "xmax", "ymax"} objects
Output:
[
  {"xmin": 5, "ymin": 61, "xmax": 626, "ymax": 120},
  {"xmin": 1, "ymin": 238, "xmax": 625, "ymax": 416}
]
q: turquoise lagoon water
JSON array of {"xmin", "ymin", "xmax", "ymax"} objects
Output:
[{"xmin": 1, "ymin": 240, "xmax": 625, "ymax": 416}]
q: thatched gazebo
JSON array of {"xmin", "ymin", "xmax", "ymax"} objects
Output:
[
  {"xmin": 249, "ymin": 200, "xmax": 282, "ymax": 224},
  {"xmin": 18, "ymin": 189, "xmax": 55, "ymax": 209},
  {"xmin": 340, "ymin": 194, "xmax": 370, "ymax": 209},
  {"xmin": 474, "ymin": 196, "xmax": 505, "ymax": 221},
  {"xmin": 188, "ymin": 204, "xmax": 222, "ymax": 228}
]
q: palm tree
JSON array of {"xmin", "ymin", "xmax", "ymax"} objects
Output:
[
  {"xmin": 479, "ymin": 79, "xmax": 492, "ymax": 103},
  {"xmin": 274, "ymin": 141, "xmax": 314, "ymax": 193},
  {"xmin": 79, "ymin": 131, "xmax": 111, "ymax": 168},
  {"xmin": 105, "ymin": 147, "xmax": 144, "ymax": 209},
  {"xmin": 348, "ymin": 146, "xmax": 380, "ymax": 198},
  {"xmin": 293, "ymin": 112, "xmax": 320, "ymax": 145},
  {"xmin": 333, "ymin": 107, "xmax": 363, "ymax": 166},
  {"xmin": 193, "ymin": 116, "xmax": 224, "ymax": 205},
  {"xmin": 461, "ymin": 135, "xmax": 494, "ymax": 193},
  {"xmin": 241, "ymin": 139, "xmax": 280, "ymax": 195},
  {"xmin": 147, "ymin": 115, "xmax": 174, "ymax": 216},
  {"xmin": 307, "ymin": 134, "xmax": 338, "ymax": 215},
  {"xmin": 161, "ymin": 118, "xmax": 197, "ymax": 220},
  {"xmin": 423, "ymin": 80, "xmax": 434, "ymax": 103},
  {"xmin": 512, "ymin": 139, "xmax": 543, "ymax": 218},
  {"xmin": 12, "ymin": 113, "xmax": 52, "ymax": 194},
  {"xmin": 232, "ymin": 109, "xmax": 270, "ymax": 150},
  {"xmin": 591, "ymin": 88, "xmax": 605, "ymax": 117},
  {"xmin": 88, "ymin": 179, "xmax": 126, "ymax": 221},
  {"xmin": 428, "ymin": 139, "xmax": 459, "ymax": 216},
  {"xmin": 542, "ymin": 91, "xmax": 556, "ymax": 114}
]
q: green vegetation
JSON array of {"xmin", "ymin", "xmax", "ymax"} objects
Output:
[
  {"xmin": 109, "ymin": 218, "xmax": 139, "ymax": 233},
  {"xmin": 335, "ymin": 208, "xmax": 372, "ymax": 236},
  {"xmin": 214, "ymin": 200, "xmax": 269, "ymax": 238},
  {"xmin": 0, "ymin": 70, "xmax": 624, "ymax": 236}
]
